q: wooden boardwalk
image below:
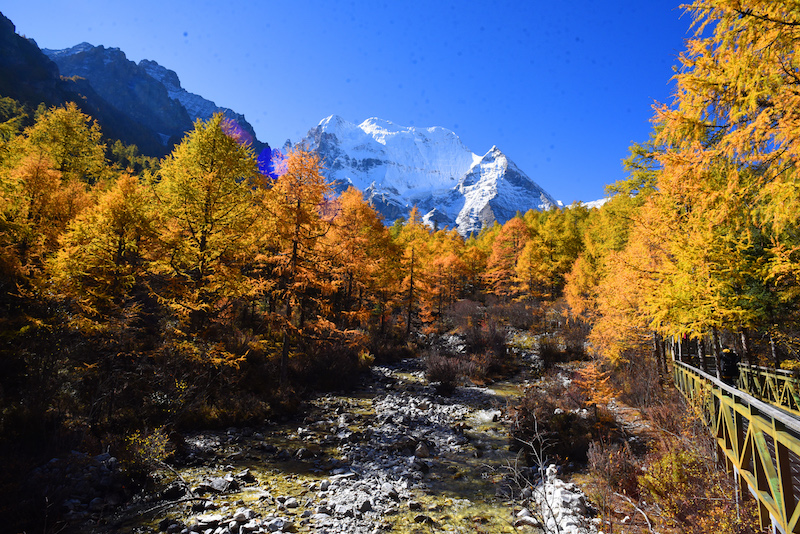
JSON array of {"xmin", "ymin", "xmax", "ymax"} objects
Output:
[{"xmin": 673, "ymin": 361, "xmax": 800, "ymax": 533}]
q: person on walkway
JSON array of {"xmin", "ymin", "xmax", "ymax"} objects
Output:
[{"xmin": 721, "ymin": 347, "xmax": 740, "ymax": 386}]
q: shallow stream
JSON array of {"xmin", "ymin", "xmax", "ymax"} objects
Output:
[{"xmin": 127, "ymin": 359, "xmax": 533, "ymax": 533}]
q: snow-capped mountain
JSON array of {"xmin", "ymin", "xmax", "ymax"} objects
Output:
[{"xmin": 301, "ymin": 116, "xmax": 558, "ymax": 235}]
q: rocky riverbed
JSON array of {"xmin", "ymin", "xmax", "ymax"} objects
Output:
[{"xmin": 51, "ymin": 356, "xmax": 600, "ymax": 534}]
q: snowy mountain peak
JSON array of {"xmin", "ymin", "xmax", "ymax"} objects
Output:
[
  {"xmin": 360, "ymin": 116, "xmax": 402, "ymax": 132},
  {"xmin": 319, "ymin": 114, "xmax": 349, "ymax": 129},
  {"xmin": 301, "ymin": 116, "xmax": 557, "ymax": 235}
]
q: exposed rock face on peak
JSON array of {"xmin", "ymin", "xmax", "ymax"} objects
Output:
[
  {"xmin": 0, "ymin": 16, "xmax": 171, "ymax": 154},
  {"xmin": 42, "ymin": 42, "xmax": 264, "ymax": 153},
  {"xmin": 453, "ymin": 146, "xmax": 558, "ymax": 232},
  {"xmin": 302, "ymin": 116, "xmax": 557, "ymax": 235},
  {"xmin": 139, "ymin": 59, "xmax": 259, "ymax": 147},
  {"xmin": 44, "ymin": 43, "xmax": 192, "ymax": 147},
  {"xmin": 0, "ymin": 12, "xmax": 64, "ymax": 106}
]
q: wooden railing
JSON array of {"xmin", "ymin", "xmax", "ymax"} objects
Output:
[{"xmin": 673, "ymin": 360, "xmax": 800, "ymax": 533}]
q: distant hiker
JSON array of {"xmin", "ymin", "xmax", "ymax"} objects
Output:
[{"xmin": 721, "ymin": 348, "xmax": 740, "ymax": 386}]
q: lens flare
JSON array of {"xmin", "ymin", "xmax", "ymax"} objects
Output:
[
  {"xmin": 221, "ymin": 117, "xmax": 254, "ymax": 146},
  {"xmin": 258, "ymin": 147, "xmax": 287, "ymax": 180}
]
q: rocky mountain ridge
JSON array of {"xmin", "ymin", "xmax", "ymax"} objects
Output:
[{"xmin": 43, "ymin": 42, "xmax": 265, "ymax": 153}]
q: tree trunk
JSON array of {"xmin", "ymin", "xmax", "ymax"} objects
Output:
[
  {"xmin": 738, "ymin": 329, "xmax": 751, "ymax": 366},
  {"xmin": 652, "ymin": 331, "xmax": 664, "ymax": 383},
  {"xmin": 280, "ymin": 330, "xmax": 291, "ymax": 387},
  {"xmin": 406, "ymin": 248, "xmax": 415, "ymax": 339},
  {"xmin": 712, "ymin": 327, "xmax": 722, "ymax": 379},
  {"xmin": 279, "ymin": 291, "xmax": 293, "ymax": 387},
  {"xmin": 698, "ymin": 336, "xmax": 708, "ymax": 373},
  {"xmin": 770, "ymin": 333, "xmax": 780, "ymax": 368}
]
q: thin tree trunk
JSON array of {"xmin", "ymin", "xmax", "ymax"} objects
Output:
[
  {"xmin": 739, "ymin": 329, "xmax": 751, "ymax": 366},
  {"xmin": 652, "ymin": 331, "xmax": 664, "ymax": 383},
  {"xmin": 406, "ymin": 248, "xmax": 414, "ymax": 339},
  {"xmin": 712, "ymin": 327, "xmax": 722, "ymax": 379},
  {"xmin": 770, "ymin": 333, "xmax": 780, "ymax": 368},
  {"xmin": 280, "ymin": 330, "xmax": 291, "ymax": 387},
  {"xmin": 698, "ymin": 336, "xmax": 708, "ymax": 373}
]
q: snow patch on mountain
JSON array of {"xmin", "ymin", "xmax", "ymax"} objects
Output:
[
  {"xmin": 302, "ymin": 116, "xmax": 557, "ymax": 235},
  {"xmin": 579, "ymin": 198, "xmax": 610, "ymax": 209}
]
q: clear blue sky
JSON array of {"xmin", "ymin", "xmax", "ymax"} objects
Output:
[{"xmin": 2, "ymin": 1, "xmax": 691, "ymax": 204}]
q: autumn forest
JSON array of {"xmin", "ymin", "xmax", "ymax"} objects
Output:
[{"xmin": 2, "ymin": 1, "xmax": 800, "ymax": 533}]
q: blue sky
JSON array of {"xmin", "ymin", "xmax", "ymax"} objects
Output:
[{"xmin": 3, "ymin": 1, "xmax": 691, "ymax": 204}]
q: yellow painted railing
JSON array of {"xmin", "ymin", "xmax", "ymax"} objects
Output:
[
  {"xmin": 674, "ymin": 360, "xmax": 800, "ymax": 533},
  {"xmin": 738, "ymin": 365, "xmax": 800, "ymax": 419}
]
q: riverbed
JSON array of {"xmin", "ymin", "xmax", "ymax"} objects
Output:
[{"xmin": 120, "ymin": 358, "xmax": 532, "ymax": 533}]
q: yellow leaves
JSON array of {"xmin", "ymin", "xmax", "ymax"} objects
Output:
[
  {"xmin": 49, "ymin": 173, "xmax": 156, "ymax": 318},
  {"xmin": 23, "ymin": 102, "xmax": 108, "ymax": 184},
  {"xmin": 155, "ymin": 114, "xmax": 262, "ymax": 310},
  {"xmin": 574, "ymin": 361, "xmax": 616, "ymax": 407}
]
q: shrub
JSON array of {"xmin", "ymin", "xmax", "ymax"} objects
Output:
[
  {"xmin": 643, "ymin": 390, "xmax": 687, "ymax": 437},
  {"xmin": 463, "ymin": 317, "xmax": 506, "ymax": 357},
  {"xmin": 587, "ymin": 440, "xmax": 640, "ymax": 497},
  {"xmin": 507, "ymin": 372, "xmax": 608, "ymax": 464},
  {"xmin": 424, "ymin": 348, "xmax": 474, "ymax": 395},
  {"xmin": 120, "ymin": 426, "xmax": 170, "ymax": 482},
  {"xmin": 612, "ymin": 354, "xmax": 664, "ymax": 408},
  {"xmin": 538, "ymin": 334, "xmax": 566, "ymax": 368}
]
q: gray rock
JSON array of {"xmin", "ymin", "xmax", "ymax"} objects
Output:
[
  {"xmin": 195, "ymin": 513, "xmax": 223, "ymax": 528},
  {"xmin": 241, "ymin": 518, "xmax": 262, "ymax": 532},
  {"xmin": 233, "ymin": 507, "xmax": 255, "ymax": 522},
  {"xmin": 264, "ymin": 517, "xmax": 292, "ymax": 532},
  {"xmin": 514, "ymin": 516, "xmax": 540, "ymax": 528},
  {"xmin": 358, "ymin": 499, "xmax": 373, "ymax": 513},
  {"xmin": 381, "ymin": 482, "xmax": 399, "ymax": 500},
  {"xmin": 316, "ymin": 504, "xmax": 332, "ymax": 515},
  {"xmin": 201, "ymin": 477, "xmax": 232, "ymax": 494},
  {"xmin": 414, "ymin": 513, "xmax": 436, "ymax": 525},
  {"xmin": 334, "ymin": 504, "xmax": 354, "ymax": 517},
  {"xmin": 88, "ymin": 497, "xmax": 105, "ymax": 512},
  {"xmin": 330, "ymin": 471, "xmax": 357, "ymax": 481},
  {"xmin": 414, "ymin": 442, "xmax": 430, "ymax": 458},
  {"xmin": 236, "ymin": 469, "xmax": 256, "ymax": 482},
  {"xmin": 161, "ymin": 482, "xmax": 187, "ymax": 500}
]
